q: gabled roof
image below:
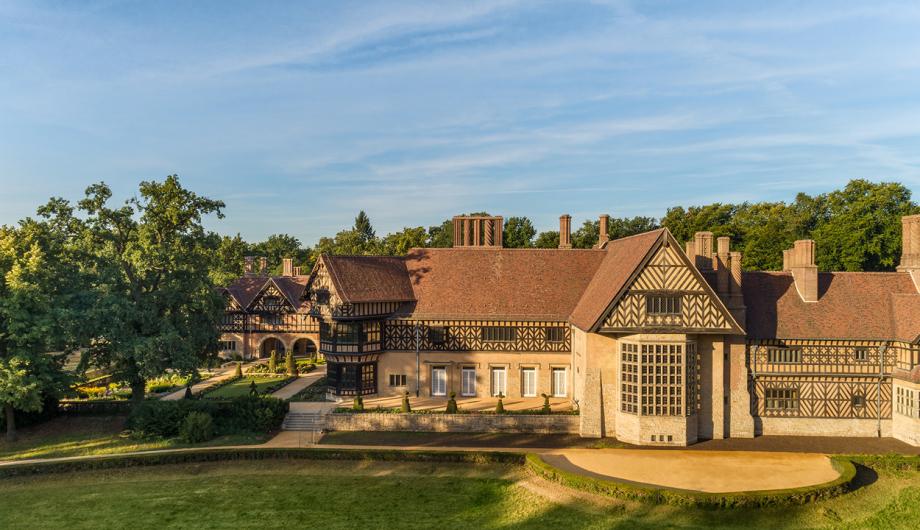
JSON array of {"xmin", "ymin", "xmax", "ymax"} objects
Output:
[
  {"xmin": 225, "ymin": 276, "xmax": 269, "ymax": 308},
  {"xmin": 267, "ymin": 276, "xmax": 310, "ymax": 310},
  {"xmin": 401, "ymin": 248, "xmax": 607, "ymax": 320},
  {"xmin": 568, "ymin": 229, "xmax": 665, "ymax": 331},
  {"xmin": 320, "ymin": 255, "xmax": 416, "ymax": 303},
  {"xmin": 743, "ymin": 271, "xmax": 920, "ymax": 342}
]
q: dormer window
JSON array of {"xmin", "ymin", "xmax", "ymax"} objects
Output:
[{"xmin": 646, "ymin": 295, "xmax": 681, "ymax": 315}]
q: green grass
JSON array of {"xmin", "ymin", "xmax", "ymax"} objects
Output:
[
  {"xmin": 0, "ymin": 416, "xmax": 269, "ymax": 461},
  {"xmin": 203, "ymin": 375, "xmax": 292, "ymax": 398},
  {"xmin": 0, "ymin": 458, "xmax": 918, "ymax": 528}
]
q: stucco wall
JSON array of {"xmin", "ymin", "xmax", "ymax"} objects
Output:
[
  {"xmin": 893, "ymin": 379, "xmax": 920, "ymax": 446},
  {"xmin": 326, "ymin": 412, "xmax": 579, "ymax": 434}
]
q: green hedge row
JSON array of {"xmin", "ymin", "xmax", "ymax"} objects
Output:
[
  {"xmin": 525, "ymin": 453, "xmax": 858, "ymax": 508},
  {"xmin": 0, "ymin": 447, "xmax": 525, "ymax": 479},
  {"xmin": 127, "ymin": 396, "xmax": 288, "ymax": 438}
]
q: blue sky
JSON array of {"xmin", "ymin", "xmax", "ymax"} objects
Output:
[{"xmin": 2, "ymin": 0, "xmax": 920, "ymax": 244}]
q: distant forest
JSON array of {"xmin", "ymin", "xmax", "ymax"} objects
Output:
[{"xmin": 212, "ymin": 179, "xmax": 919, "ymax": 282}]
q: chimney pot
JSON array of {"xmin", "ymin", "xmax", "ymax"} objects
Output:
[
  {"xmin": 258, "ymin": 257, "xmax": 268, "ymax": 274},
  {"xmin": 282, "ymin": 258, "xmax": 293, "ymax": 277},
  {"xmin": 597, "ymin": 215, "xmax": 610, "ymax": 247}
]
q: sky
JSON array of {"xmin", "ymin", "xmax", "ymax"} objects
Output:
[{"xmin": 2, "ymin": 0, "xmax": 920, "ymax": 244}]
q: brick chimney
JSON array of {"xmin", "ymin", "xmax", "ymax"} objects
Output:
[
  {"xmin": 693, "ymin": 232, "xmax": 714, "ymax": 270},
  {"xmin": 898, "ymin": 214, "xmax": 920, "ymax": 271},
  {"xmin": 596, "ymin": 215, "xmax": 610, "ymax": 248},
  {"xmin": 452, "ymin": 215, "xmax": 503, "ymax": 248},
  {"xmin": 258, "ymin": 257, "xmax": 268, "ymax": 274},
  {"xmin": 715, "ymin": 237, "xmax": 731, "ymax": 298},
  {"xmin": 282, "ymin": 258, "xmax": 294, "ymax": 277},
  {"xmin": 558, "ymin": 215, "xmax": 572, "ymax": 249},
  {"xmin": 292, "ymin": 266, "xmax": 302, "ymax": 276},
  {"xmin": 784, "ymin": 240, "xmax": 819, "ymax": 302},
  {"xmin": 244, "ymin": 256, "xmax": 255, "ymax": 276}
]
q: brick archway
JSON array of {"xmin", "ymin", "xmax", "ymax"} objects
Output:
[
  {"xmin": 291, "ymin": 338, "xmax": 318, "ymax": 360},
  {"xmin": 259, "ymin": 336, "xmax": 286, "ymax": 359}
]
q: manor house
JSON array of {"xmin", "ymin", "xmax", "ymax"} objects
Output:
[{"xmin": 218, "ymin": 214, "xmax": 920, "ymax": 447}]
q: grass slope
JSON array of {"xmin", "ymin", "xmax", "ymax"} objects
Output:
[
  {"xmin": 0, "ymin": 459, "xmax": 918, "ymax": 529},
  {"xmin": 0, "ymin": 416, "xmax": 268, "ymax": 461}
]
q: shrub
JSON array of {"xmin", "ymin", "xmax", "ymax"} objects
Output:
[
  {"xmin": 234, "ymin": 362, "xmax": 243, "ymax": 378},
  {"xmin": 353, "ymin": 396, "xmax": 364, "ymax": 411},
  {"xmin": 285, "ymin": 351, "xmax": 296, "ymax": 376},
  {"xmin": 541, "ymin": 393, "xmax": 551, "ymax": 414},
  {"xmin": 127, "ymin": 396, "xmax": 288, "ymax": 438},
  {"xmin": 184, "ymin": 385, "xmax": 193, "ymax": 399},
  {"xmin": 446, "ymin": 392, "xmax": 459, "ymax": 413},
  {"xmin": 268, "ymin": 350, "xmax": 278, "ymax": 374},
  {"xmin": 179, "ymin": 411, "xmax": 214, "ymax": 443},
  {"xmin": 496, "ymin": 394, "xmax": 505, "ymax": 414},
  {"xmin": 401, "ymin": 391, "xmax": 412, "ymax": 413},
  {"xmin": 295, "ymin": 360, "xmax": 316, "ymax": 373},
  {"xmin": 249, "ymin": 380, "xmax": 258, "ymax": 396}
]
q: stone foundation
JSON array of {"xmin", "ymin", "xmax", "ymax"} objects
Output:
[{"xmin": 326, "ymin": 412, "xmax": 579, "ymax": 434}]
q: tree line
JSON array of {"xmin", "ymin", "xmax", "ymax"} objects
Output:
[{"xmin": 222, "ymin": 178, "xmax": 917, "ymax": 276}]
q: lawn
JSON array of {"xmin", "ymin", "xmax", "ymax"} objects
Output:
[
  {"xmin": 0, "ymin": 458, "xmax": 918, "ymax": 529},
  {"xmin": 0, "ymin": 416, "xmax": 270, "ymax": 461},
  {"xmin": 203, "ymin": 375, "xmax": 293, "ymax": 398}
]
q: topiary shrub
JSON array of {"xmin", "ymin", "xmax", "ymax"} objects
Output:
[
  {"xmin": 353, "ymin": 395, "xmax": 364, "ymax": 411},
  {"xmin": 496, "ymin": 393, "xmax": 505, "ymax": 414},
  {"xmin": 401, "ymin": 391, "xmax": 412, "ymax": 413},
  {"xmin": 184, "ymin": 385, "xmax": 193, "ymax": 400},
  {"xmin": 541, "ymin": 393, "xmax": 551, "ymax": 414},
  {"xmin": 234, "ymin": 362, "xmax": 243, "ymax": 378},
  {"xmin": 285, "ymin": 351, "xmax": 296, "ymax": 376},
  {"xmin": 179, "ymin": 411, "xmax": 214, "ymax": 443},
  {"xmin": 249, "ymin": 380, "xmax": 258, "ymax": 396},
  {"xmin": 446, "ymin": 392, "xmax": 459, "ymax": 413},
  {"xmin": 268, "ymin": 350, "xmax": 278, "ymax": 374}
]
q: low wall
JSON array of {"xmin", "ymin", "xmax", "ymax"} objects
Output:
[
  {"xmin": 326, "ymin": 412, "xmax": 579, "ymax": 434},
  {"xmin": 756, "ymin": 417, "xmax": 891, "ymax": 438}
]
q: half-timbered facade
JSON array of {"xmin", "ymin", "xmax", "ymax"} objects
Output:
[{"xmin": 220, "ymin": 214, "xmax": 920, "ymax": 447}]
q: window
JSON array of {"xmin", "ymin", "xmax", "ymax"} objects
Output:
[
  {"xmin": 544, "ymin": 327, "xmax": 565, "ymax": 343},
  {"xmin": 620, "ymin": 343, "xmax": 639, "ymax": 413},
  {"xmin": 646, "ymin": 295, "xmax": 681, "ymax": 315},
  {"xmin": 263, "ymin": 314, "xmax": 283, "ymax": 326},
  {"xmin": 481, "ymin": 326, "xmax": 517, "ymax": 342},
  {"xmin": 461, "ymin": 368, "xmax": 476, "ymax": 397},
  {"xmin": 218, "ymin": 341, "xmax": 237, "ymax": 351},
  {"xmin": 896, "ymin": 387, "xmax": 917, "ymax": 418},
  {"xmin": 852, "ymin": 394, "xmax": 866, "ymax": 408},
  {"xmin": 491, "ymin": 367, "xmax": 507, "ymax": 397},
  {"xmin": 854, "ymin": 348, "xmax": 869, "ymax": 362},
  {"xmin": 552, "ymin": 368, "xmax": 567, "ymax": 397},
  {"xmin": 314, "ymin": 291, "xmax": 330, "ymax": 305},
  {"xmin": 388, "ymin": 374, "xmax": 407, "ymax": 387},
  {"xmin": 767, "ymin": 348, "xmax": 802, "ymax": 364},
  {"xmin": 431, "ymin": 367, "xmax": 447, "ymax": 397},
  {"xmin": 765, "ymin": 387, "xmax": 799, "ymax": 411},
  {"xmin": 640, "ymin": 343, "xmax": 684, "ymax": 416},
  {"xmin": 522, "ymin": 368, "xmax": 537, "ymax": 397},
  {"xmin": 428, "ymin": 326, "xmax": 448, "ymax": 345}
]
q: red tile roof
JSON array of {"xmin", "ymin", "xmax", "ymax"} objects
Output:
[
  {"xmin": 568, "ymin": 229, "xmax": 665, "ymax": 331},
  {"xmin": 743, "ymin": 271, "xmax": 920, "ymax": 342},
  {"xmin": 272, "ymin": 276, "xmax": 311, "ymax": 310},
  {"xmin": 399, "ymin": 247, "xmax": 607, "ymax": 320},
  {"xmin": 225, "ymin": 276, "xmax": 268, "ymax": 308},
  {"xmin": 321, "ymin": 255, "xmax": 416, "ymax": 303}
]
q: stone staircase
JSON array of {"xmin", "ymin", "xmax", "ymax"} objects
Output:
[{"xmin": 282, "ymin": 411, "xmax": 327, "ymax": 432}]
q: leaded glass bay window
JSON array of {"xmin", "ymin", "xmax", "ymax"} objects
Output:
[{"xmin": 620, "ymin": 340, "xmax": 698, "ymax": 417}]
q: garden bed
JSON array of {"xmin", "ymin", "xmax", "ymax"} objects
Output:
[{"xmin": 201, "ymin": 375, "xmax": 296, "ymax": 399}]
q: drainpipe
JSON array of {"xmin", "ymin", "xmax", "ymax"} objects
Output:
[{"xmin": 415, "ymin": 323, "xmax": 421, "ymax": 398}]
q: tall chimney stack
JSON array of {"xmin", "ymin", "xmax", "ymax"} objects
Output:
[
  {"xmin": 258, "ymin": 257, "xmax": 268, "ymax": 274},
  {"xmin": 785, "ymin": 240, "xmax": 819, "ymax": 302},
  {"xmin": 596, "ymin": 215, "xmax": 610, "ymax": 248},
  {"xmin": 282, "ymin": 258, "xmax": 293, "ymax": 277},
  {"xmin": 693, "ymin": 232, "xmax": 714, "ymax": 270},
  {"xmin": 452, "ymin": 215, "xmax": 503, "ymax": 249},
  {"xmin": 898, "ymin": 214, "xmax": 920, "ymax": 271},
  {"xmin": 559, "ymin": 215, "xmax": 572, "ymax": 249},
  {"xmin": 715, "ymin": 236, "xmax": 731, "ymax": 298},
  {"xmin": 244, "ymin": 256, "xmax": 255, "ymax": 276}
]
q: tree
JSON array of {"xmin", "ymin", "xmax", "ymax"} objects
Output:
[
  {"xmin": 250, "ymin": 234, "xmax": 311, "ymax": 274},
  {"xmin": 503, "ymin": 216, "xmax": 536, "ymax": 248},
  {"xmin": 571, "ymin": 220, "xmax": 599, "ymax": 249},
  {"xmin": 354, "ymin": 211, "xmax": 376, "ymax": 244},
  {"xmin": 54, "ymin": 175, "xmax": 227, "ymax": 406},
  {"xmin": 427, "ymin": 219, "xmax": 454, "ymax": 248},
  {"xmin": 534, "ymin": 230, "xmax": 560, "ymax": 248},
  {"xmin": 210, "ymin": 234, "xmax": 248, "ymax": 286},
  {"xmin": 381, "ymin": 227, "xmax": 428, "ymax": 255}
]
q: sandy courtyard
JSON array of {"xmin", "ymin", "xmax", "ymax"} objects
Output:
[{"xmin": 543, "ymin": 449, "xmax": 842, "ymax": 493}]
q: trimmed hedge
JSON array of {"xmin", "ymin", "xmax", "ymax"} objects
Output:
[
  {"xmin": 0, "ymin": 447, "xmax": 525, "ymax": 479},
  {"xmin": 127, "ymin": 396, "xmax": 288, "ymax": 438},
  {"xmin": 525, "ymin": 453, "xmax": 858, "ymax": 508}
]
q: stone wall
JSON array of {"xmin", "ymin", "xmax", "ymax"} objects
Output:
[
  {"xmin": 757, "ymin": 417, "xmax": 891, "ymax": 438},
  {"xmin": 326, "ymin": 412, "xmax": 579, "ymax": 434}
]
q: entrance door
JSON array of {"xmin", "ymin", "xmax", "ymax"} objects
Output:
[{"xmin": 431, "ymin": 367, "xmax": 447, "ymax": 396}]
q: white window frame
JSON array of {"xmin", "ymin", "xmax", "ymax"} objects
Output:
[
  {"xmin": 431, "ymin": 367, "xmax": 447, "ymax": 397},
  {"xmin": 521, "ymin": 368, "xmax": 537, "ymax": 397},
  {"xmin": 461, "ymin": 367, "xmax": 476, "ymax": 397},
  {"xmin": 552, "ymin": 368, "xmax": 567, "ymax": 397},
  {"xmin": 491, "ymin": 367, "xmax": 507, "ymax": 397}
]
